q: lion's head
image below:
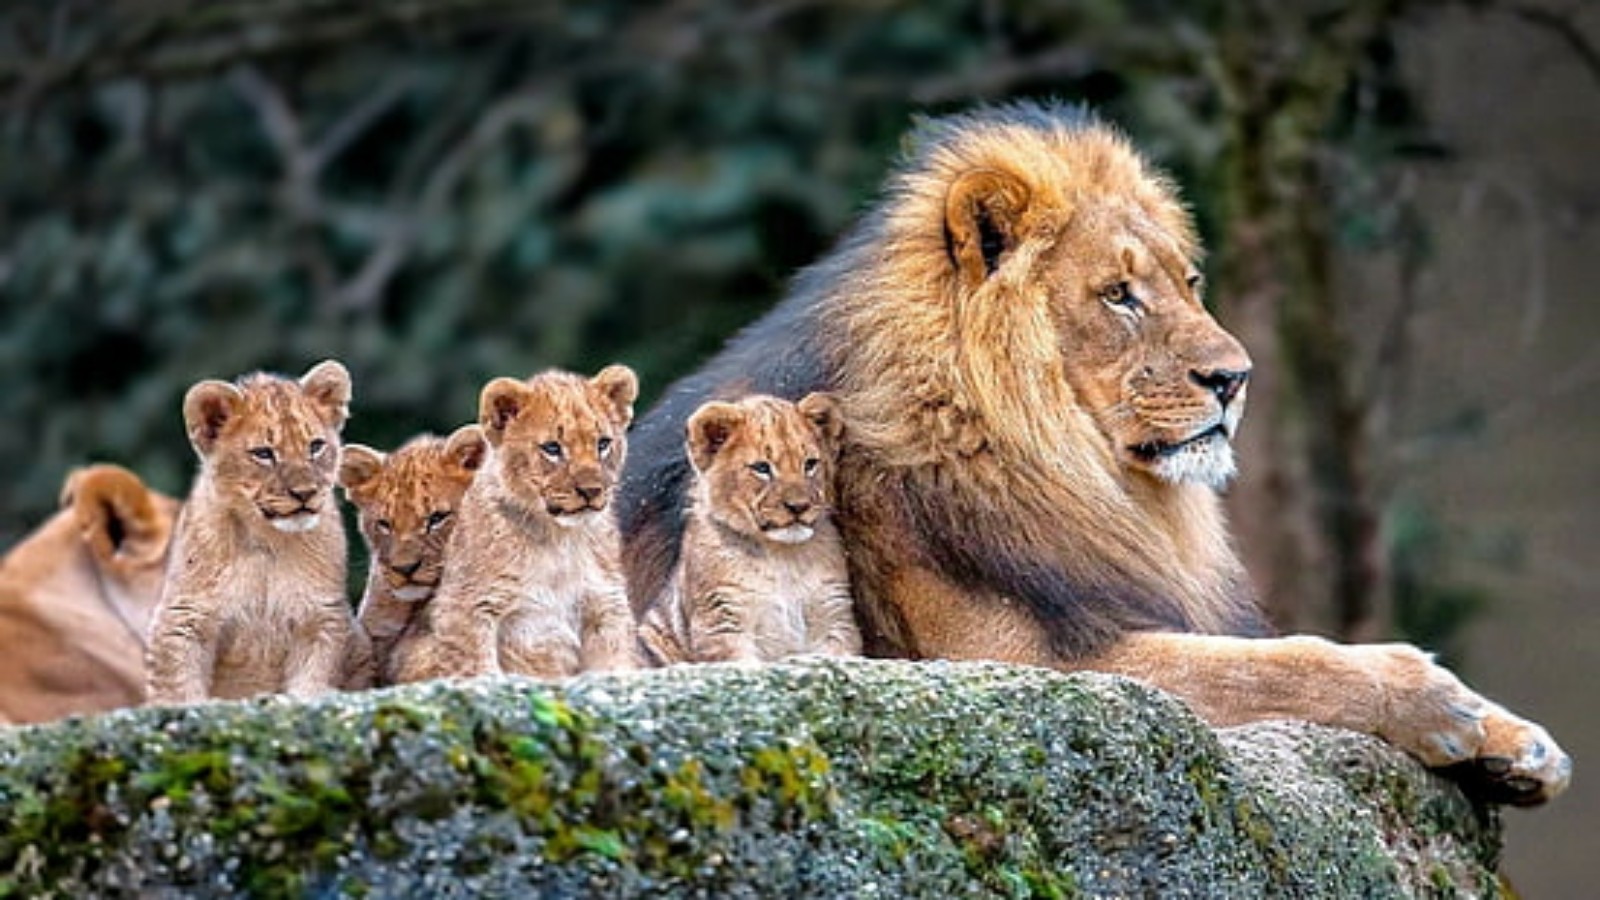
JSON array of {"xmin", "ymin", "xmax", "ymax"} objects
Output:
[
  {"xmin": 340, "ymin": 425, "xmax": 487, "ymax": 602},
  {"xmin": 182, "ymin": 360, "xmax": 350, "ymax": 533},
  {"xmin": 479, "ymin": 365, "xmax": 637, "ymax": 525},
  {"xmin": 686, "ymin": 392, "xmax": 843, "ymax": 545},
  {"xmin": 935, "ymin": 115, "xmax": 1251, "ymax": 490}
]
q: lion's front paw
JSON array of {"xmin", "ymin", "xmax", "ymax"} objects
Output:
[
  {"xmin": 1441, "ymin": 712, "xmax": 1572, "ymax": 807},
  {"xmin": 1359, "ymin": 644, "xmax": 1571, "ymax": 805}
]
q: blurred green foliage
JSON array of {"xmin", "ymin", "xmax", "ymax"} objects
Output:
[{"xmin": 1, "ymin": 1, "xmax": 1218, "ymax": 543}]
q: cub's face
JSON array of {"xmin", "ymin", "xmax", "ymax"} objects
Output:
[
  {"xmin": 687, "ymin": 392, "xmax": 842, "ymax": 545},
  {"xmin": 182, "ymin": 360, "xmax": 350, "ymax": 534},
  {"xmin": 340, "ymin": 425, "xmax": 487, "ymax": 601},
  {"xmin": 480, "ymin": 365, "xmax": 637, "ymax": 526}
]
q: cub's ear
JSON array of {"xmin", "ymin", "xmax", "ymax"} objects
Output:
[
  {"xmin": 183, "ymin": 380, "xmax": 245, "ymax": 456},
  {"xmin": 338, "ymin": 444, "xmax": 386, "ymax": 493},
  {"xmin": 686, "ymin": 402, "xmax": 746, "ymax": 473},
  {"xmin": 590, "ymin": 364, "xmax": 639, "ymax": 428},
  {"xmin": 479, "ymin": 377, "xmax": 529, "ymax": 447},
  {"xmin": 300, "ymin": 360, "xmax": 352, "ymax": 431},
  {"xmin": 60, "ymin": 464, "xmax": 172, "ymax": 568},
  {"xmin": 797, "ymin": 392, "xmax": 844, "ymax": 448},
  {"xmin": 944, "ymin": 167, "xmax": 1033, "ymax": 290},
  {"xmin": 444, "ymin": 424, "xmax": 489, "ymax": 474}
]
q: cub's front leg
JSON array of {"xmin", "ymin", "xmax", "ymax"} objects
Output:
[
  {"xmin": 580, "ymin": 584, "xmax": 640, "ymax": 672},
  {"xmin": 418, "ymin": 592, "xmax": 508, "ymax": 680},
  {"xmin": 689, "ymin": 588, "xmax": 763, "ymax": 664},
  {"xmin": 282, "ymin": 601, "xmax": 360, "ymax": 698},
  {"xmin": 809, "ymin": 584, "xmax": 863, "ymax": 657},
  {"xmin": 145, "ymin": 594, "xmax": 222, "ymax": 705}
]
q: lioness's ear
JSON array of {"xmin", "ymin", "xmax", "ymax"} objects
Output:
[
  {"xmin": 945, "ymin": 168, "xmax": 1032, "ymax": 289},
  {"xmin": 301, "ymin": 360, "xmax": 352, "ymax": 431},
  {"xmin": 62, "ymin": 464, "xmax": 169, "ymax": 567},
  {"xmin": 686, "ymin": 402, "xmax": 745, "ymax": 473},
  {"xmin": 591, "ymin": 364, "xmax": 639, "ymax": 428},
  {"xmin": 479, "ymin": 377, "xmax": 529, "ymax": 447},
  {"xmin": 797, "ymin": 392, "xmax": 844, "ymax": 448},
  {"xmin": 183, "ymin": 380, "xmax": 245, "ymax": 455},
  {"xmin": 338, "ymin": 445, "xmax": 385, "ymax": 493},
  {"xmin": 444, "ymin": 424, "xmax": 489, "ymax": 474}
]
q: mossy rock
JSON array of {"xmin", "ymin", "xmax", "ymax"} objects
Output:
[{"xmin": 0, "ymin": 659, "xmax": 1501, "ymax": 898}]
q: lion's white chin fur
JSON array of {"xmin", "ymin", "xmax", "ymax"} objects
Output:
[
  {"xmin": 269, "ymin": 513, "xmax": 320, "ymax": 534},
  {"xmin": 763, "ymin": 524, "xmax": 814, "ymax": 545},
  {"xmin": 552, "ymin": 510, "xmax": 598, "ymax": 529},
  {"xmin": 1146, "ymin": 437, "xmax": 1237, "ymax": 490},
  {"xmin": 391, "ymin": 585, "xmax": 434, "ymax": 602}
]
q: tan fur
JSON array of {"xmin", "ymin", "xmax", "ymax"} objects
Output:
[
  {"xmin": 145, "ymin": 360, "xmax": 372, "ymax": 704},
  {"xmin": 640, "ymin": 393, "xmax": 859, "ymax": 664},
  {"xmin": 394, "ymin": 366, "xmax": 639, "ymax": 682},
  {"xmin": 0, "ymin": 465, "xmax": 179, "ymax": 723},
  {"xmin": 623, "ymin": 104, "xmax": 1569, "ymax": 805},
  {"xmin": 339, "ymin": 425, "xmax": 487, "ymax": 685}
]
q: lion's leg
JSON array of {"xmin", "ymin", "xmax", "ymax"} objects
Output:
[
  {"xmin": 1077, "ymin": 632, "xmax": 1571, "ymax": 806},
  {"xmin": 580, "ymin": 585, "xmax": 639, "ymax": 672}
]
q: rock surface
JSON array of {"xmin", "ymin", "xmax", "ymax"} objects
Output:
[{"xmin": 0, "ymin": 659, "xmax": 1501, "ymax": 897}]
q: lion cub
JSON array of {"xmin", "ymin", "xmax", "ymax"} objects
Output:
[
  {"xmin": 339, "ymin": 425, "xmax": 488, "ymax": 685},
  {"xmin": 145, "ymin": 360, "xmax": 372, "ymax": 704},
  {"xmin": 396, "ymin": 366, "xmax": 640, "ymax": 682},
  {"xmin": 638, "ymin": 393, "xmax": 860, "ymax": 664}
]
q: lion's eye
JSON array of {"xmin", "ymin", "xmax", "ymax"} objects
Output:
[
  {"xmin": 426, "ymin": 510, "xmax": 451, "ymax": 532},
  {"xmin": 249, "ymin": 447, "xmax": 276, "ymax": 464},
  {"xmin": 597, "ymin": 436, "xmax": 613, "ymax": 456},
  {"xmin": 803, "ymin": 458, "xmax": 821, "ymax": 476},
  {"xmin": 309, "ymin": 438, "xmax": 327, "ymax": 459},
  {"xmin": 375, "ymin": 519, "xmax": 393, "ymax": 535},
  {"xmin": 749, "ymin": 461, "xmax": 774, "ymax": 479},
  {"xmin": 1186, "ymin": 273, "xmax": 1203, "ymax": 291},
  {"xmin": 540, "ymin": 441, "xmax": 563, "ymax": 460},
  {"xmin": 1100, "ymin": 281, "xmax": 1137, "ymax": 308}
]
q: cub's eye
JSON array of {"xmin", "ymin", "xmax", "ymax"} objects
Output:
[
  {"xmin": 539, "ymin": 441, "xmax": 563, "ymax": 460},
  {"xmin": 375, "ymin": 519, "xmax": 393, "ymax": 535},
  {"xmin": 803, "ymin": 458, "xmax": 821, "ymax": 476},
  {"xmin": 309, "ymin": 438, "xmax": 327, "ymax": 459},
  {"xmin": 597, "ymin": 436, "xmax": 613, "ymax": 456},
  {"xmin": 1100, "ymin": 281, "xmax": 1137, "ymax": 308},
  {"xmin": 749, "ymin": 461, "xmax": 773, "ymax": 479},
  {"xmin": 1186, "ymin": 273, "xmax": 1203, "ymax": 291},
  {"xmin": 249, "ymin": 447, "xmax": 276, "ymax": 464},
  {"xmin": 425, "ymin": 510, "xmax": 452, "ymax": 532}
]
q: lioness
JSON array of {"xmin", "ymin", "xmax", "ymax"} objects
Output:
[
  {"xmin": 638, "ymin": 392, "xmax": 860, "ymax": 664},
  {"xmin": 339, "ymin": 425, "xmax": 488, "ymax": 685},
  {"xmin": 396, "ymin": 366, "xmax": 639, "ymax": 682},
  {"xmin": 145, "ymin": 360, "xmax": 372, "ymax": 704},
  {"xmin": 0, "ymin": 465, "xmax": 179, "ymax": 724},
  {"xmin": 620, "ymin": 102, "xmax": 1569, "ymax": 805}
]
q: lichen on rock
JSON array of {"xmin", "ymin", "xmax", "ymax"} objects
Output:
[{"xmin": 0, "ymin": 658, "xmax": 1501, "ymax": 897}]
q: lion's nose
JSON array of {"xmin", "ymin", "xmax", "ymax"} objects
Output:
[
  {"xmin": 783, "ymin": 499, "xmax": 812, "ymax": 517},
  {"xmin": 1190, "ymin": 367, "xmax": 1250, "ymax": 407},
  {"xmin": 392, "ymin": 559, "xmax": 422, "ymax": 577},
  {"xmin": 576, "ymin": 483, "xmax": 604, "ymax": 503},
  {"xmin": 288, "ymin": 484, "xmax": 319, "ymax": 504}
]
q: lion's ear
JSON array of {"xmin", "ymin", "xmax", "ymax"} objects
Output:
[
  {"xmin": 591, "ymin": 364, "xmax": 639, "ymax": 428},
  {"xmin": 444, "ymin": 424, "xmax": 489, "ymax": 474},
  {"xmin": 686, "ymin": 402, "xmax": 746, "ymax": 473},
  {"xmin": 183, "ymin": 380, "xmax": 245, "ymax": 456},
  {"xmin": 300, "ymin": 359, "xmax": 352, "ymax": 431},
  {"xmin": 62, "ymin": 465, "xmax": 169, "ymax": 568},
  {"xmin": 479, "ymin": 378, "xmax": 529, "ymax": 447},
  {"xmin": 797, "ymin": 392, "xmax": 844, "ymax": 449},
  {"xmin": 945, "ymin": 168, "xmax": 1032, "ymax": 289},
  {"xmin": 338, "ymin": 445, "xmax": 385, "ymax": 493}
]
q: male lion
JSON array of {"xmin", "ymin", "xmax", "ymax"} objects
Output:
[
  {"xmin": 0, "ymin": 465, "xmax": 179, "ymax": 724},
  {"xmin": 620, "ymin": 102, "xmax": 1570, "ymax": 805}
]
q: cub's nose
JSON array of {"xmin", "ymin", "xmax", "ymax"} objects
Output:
[
  {"xmin": 1190, "ymin": 366, "xmax": 1250, "ymax": 407},
  {"xmin": 392, "ymin": 560, "xmax": 422, "ymax": 578},
  {"xmin": 288, "ymin": 485, "xmax": 319, "ymax": 504},
  {"xmin": 576, "ymin": 483, "xmax": 604, "ymax": 503},
  {"xmin": 783, "ymin": 499, "xmax": 812, "ymax": 517}
]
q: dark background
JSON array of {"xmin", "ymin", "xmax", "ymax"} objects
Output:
[{"xmin": 2, "ymin": 2, "xmax": 1594, "ymax": 891}]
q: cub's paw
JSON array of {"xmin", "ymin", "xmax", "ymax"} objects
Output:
[{"xmin": 1358, "ymin": 643, "xmax": 1571, "ymax": 805}]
